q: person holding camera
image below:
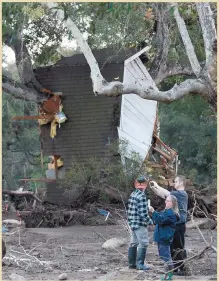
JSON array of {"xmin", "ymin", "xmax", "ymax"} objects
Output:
[
  {"xmin": 149, "ymin": 195, "xmax": 179, "ymax": 280},
  {"xmin": 149, "ymin": 176, "xmax": 188, "ymax": 276}
]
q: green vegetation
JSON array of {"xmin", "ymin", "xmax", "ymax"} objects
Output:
[{"xmin": 159, "ymin": 95, "xmax": 216, "ymax": 187}]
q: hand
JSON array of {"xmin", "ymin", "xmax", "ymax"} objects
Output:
[
  {"xmin": 148, "ymin": 224, "xmax": 155, "ymax": 231},
  {"xmin": 149, "ymin": 206, "xmax": 154, "ymax": 213},
  {"xmin": 150, "ymin": 181, "xmax": 159, "ymax": 189}
]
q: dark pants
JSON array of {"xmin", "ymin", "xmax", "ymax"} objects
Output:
[{"xmin": 170, "ymin": 223, "xmax": 186, "ymax": 271}]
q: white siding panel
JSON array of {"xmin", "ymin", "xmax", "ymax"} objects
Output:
[
  {"xmin": 118, "ymin": 51, "xmax": 158, "ymax": 163},
  {"xmin": 117, "ymin": 128, "xmax": 151, "ymax": 161}
]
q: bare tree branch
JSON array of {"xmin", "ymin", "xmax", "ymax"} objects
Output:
[
  {"xmin": 154, "ymin": 64, "xmax": 194, "ymax": 84},
  {"xmin": 44, "ymin": 3, "xmax": 211, "ymax": 106},
  {"xmin": 109, "ymin": 78, "xmax": 208, "ymax": 102},
  {"xmin": 2, "ymin": 74, "xmax": 46, "ymax": 103},
  {"xmin": 172, "ymin": 4, "xmax": 201, "ymax": 77},
  {"xmin": 196, "ymin": 3, "xmax": 217, "ymax": 64}
]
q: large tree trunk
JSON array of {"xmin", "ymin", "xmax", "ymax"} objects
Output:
[{"xmin": 3, "ymin": 32, "xmax": 49, "ymax": 103}]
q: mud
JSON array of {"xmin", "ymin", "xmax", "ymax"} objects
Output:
[{"xmin": 2, "ymin": 222, "xmax": 217, "ymax": 280}]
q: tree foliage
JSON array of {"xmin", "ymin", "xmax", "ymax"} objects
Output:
[
  {"xmin": 2, "ymin": 2, "xmax": 67, "ymax": 66},
  {"xmin": 2, "ymin": 92, "xmax": 45, "ymax": 190},
  {"xmin": 159, "ymin": 94, "xmax": 216, "ymax": 186}
]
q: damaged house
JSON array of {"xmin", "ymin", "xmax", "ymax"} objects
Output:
[{"xmin": 14, "ymin": 48, "xmax": 178, "ymax": 204}]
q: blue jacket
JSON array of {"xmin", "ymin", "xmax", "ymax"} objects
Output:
[{"xmin": 152, "ymin": 209, "xmax": 178, "ymax": 245}]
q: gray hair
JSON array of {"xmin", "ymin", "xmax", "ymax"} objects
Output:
[{"xmin": 168, "ymin": 195, "xmax": 179, "ymax": 217}]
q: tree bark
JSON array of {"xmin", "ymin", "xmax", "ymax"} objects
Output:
[
  {"xmin": 5, "ymin": 32, "xmax": 43, "ymax": 90},
  {"xmin": 172, "ymin": 4, "xmax": 201, "ymax": 77},
  {"xmin": 149, "ymin": 4, "xmax": 170, "ymax": 80},
  {"xmin": 2, "ymin": 73, "xmax": 45, "ymax": 103},
  {"xmin": 196, "ymin": 3, "xmax": 217, "ymax": 64},
  {"xmin": 3, "ymin": 32, "xmax": 48, "ymax": 103}
]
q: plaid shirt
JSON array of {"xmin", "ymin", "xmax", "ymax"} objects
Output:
[{"xmin": 127, "ymin": 189, "xmax": 153, "ymax": 230}]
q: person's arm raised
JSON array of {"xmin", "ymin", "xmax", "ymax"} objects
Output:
[{"xmin": 149, "ymin": 181, "xmax": 170, "ymax": 199}]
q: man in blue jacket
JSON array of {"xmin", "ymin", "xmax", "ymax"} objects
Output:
[
  {"xmin": 149, "ymin": 175, "xmax": 188, "ymax": 276},
  {"xmin": 127, "ymin": 176, "xmax": 153, "ymax": 270}
]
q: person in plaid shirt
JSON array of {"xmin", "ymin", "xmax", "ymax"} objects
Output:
[{"xmin": 127, "ymin": 176, "xmax": 153, "ymax": 271}]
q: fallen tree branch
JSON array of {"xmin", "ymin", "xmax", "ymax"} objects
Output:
[
  {"xmin": 165, "ymin": 245, "xmax": 211, "ymax": 276},
  {"xmin": 3, "ymin": 190, "xmax": 42, "ymax": 203},
  {"xmin": 191, "ymin": 193, "xmax": 217, "ymax": 253}
]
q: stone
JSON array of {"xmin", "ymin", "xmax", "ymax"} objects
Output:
[
  {"xmin": 58, "ymin": 273, "xmax": 68, "ymax": 280},
  {"xmin": 102, "ymin": 237, "xmax": 128, "ymax": 249},
  {"xmin": 9, "ymin": 273, "xmax": 26, "ymax": 280}
]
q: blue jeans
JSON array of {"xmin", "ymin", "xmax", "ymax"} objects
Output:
[
  {"xmin": 130, "ymin": 226, "xmax": 149, "ymax": 248},
  {"xmin": 158, "ymin": 243, "xmax": 174, "ymax": 270}
]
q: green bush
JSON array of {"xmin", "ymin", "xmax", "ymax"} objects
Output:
[{"xmin": 58, "ymin": 140, "xmax": 143, "ymax": 195}]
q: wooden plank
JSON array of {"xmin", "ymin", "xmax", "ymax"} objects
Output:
[
  {"xmin": 152, "ymin": 147, "xmax": 172, "ymax": 161},
  {"xmin": 2, "ymin": 190, "xmax": 42, "ymax": 203},
  {"xmin": 12, "ymin": 115, "xmax": 53, "ymax": 121},
  {"xmin": 19, "ymin": 178, "xmax": 56, "ymax": 182},
  {"xmin": 153, "ymin": 134, "xmax": 177, "ymax": 156}
]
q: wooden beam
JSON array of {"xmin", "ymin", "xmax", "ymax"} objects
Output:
[
  {"xmin": 12, "ymin": 115, "xmax": 54, "ymax": 121},
  {"xmin": 2, "ymin": 190, "xmax": 42, "ymax": 203},
  {"xmin": 152, "ymin": 147, "xmax": 172, "ymax": 161},
  {"xmin": 153, "ymin": 134, "xmax": 177, "ymax": 157},
  {"xmin": 19, "ymin": 178, "xmax": 56, "ymax": 182}
]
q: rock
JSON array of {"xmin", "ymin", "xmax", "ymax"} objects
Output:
[
  {"xmin": 9, "ymin": 273, "xmax": 26, "ymax": 280},
  {"xmin": 58, "ymin": 273, "xmax": 68, "ymax": 280},
  {"xmin": 186, "ymin": 218, "xmax": 217, "ymax": 229},
  {"xmin": 102, "ymin": 237, "xmax": 128, "ymax": 249}
]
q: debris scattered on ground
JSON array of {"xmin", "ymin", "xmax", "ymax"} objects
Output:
[{"xmin": 2, "ymin": 225, "xmax": 216, "ymax": 280}]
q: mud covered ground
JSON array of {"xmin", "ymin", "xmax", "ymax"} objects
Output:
[{"xmin": 2, "ymin": 221, "xmax": 217, "ymax": 281}]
